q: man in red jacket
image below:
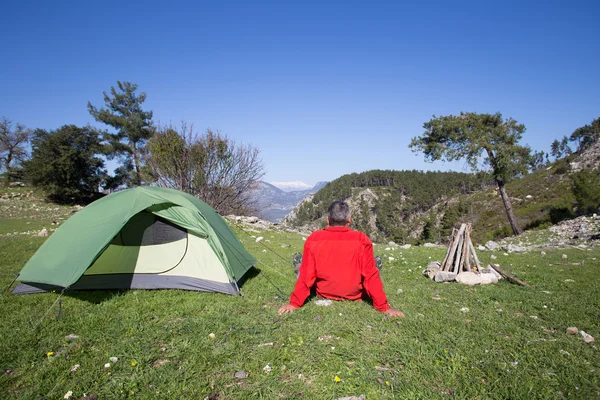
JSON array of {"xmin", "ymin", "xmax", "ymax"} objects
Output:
[{"xmin": 278, "ymin": 201, "xmax": 404, "ymax": 317}]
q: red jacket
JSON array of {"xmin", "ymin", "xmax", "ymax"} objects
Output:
[{"xmin": 289, "ymin": 226, "xmax": 391, "ymax": 312}]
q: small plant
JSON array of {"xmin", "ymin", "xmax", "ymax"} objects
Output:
[
  {"xmin": 491, "ymin": 225, "xmax": 512, "ymax": 240},
  {"xmin": 553, "ymin": 159, "xmax": 571, "ymax": 175},
  {"xmin": 549, "ymin": 202, "xmax": 575, "ymax": 224}
]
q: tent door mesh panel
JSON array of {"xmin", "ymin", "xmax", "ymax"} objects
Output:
[{"xmin": 85, "ymin": 212, "xmax": 189, "ymax": 275}]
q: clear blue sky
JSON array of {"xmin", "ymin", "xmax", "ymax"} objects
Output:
[{"xmin": 1, "ymin": 0, "xmax": 598, "ymax": 186}]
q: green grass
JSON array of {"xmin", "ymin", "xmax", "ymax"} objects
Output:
[
  {"xmin": 0, "ymin": 191, "xmax": 599, "ymax": 399},
  {"xmin": 0, "ymin": 186, "xmax": 75, "ymax": 237}
]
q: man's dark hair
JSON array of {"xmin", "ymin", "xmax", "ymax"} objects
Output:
[{"xmin": 328, "ymin": 201, "xmax": 351, "ymax": 226}]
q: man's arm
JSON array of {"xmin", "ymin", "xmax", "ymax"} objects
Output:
[
  {"xmin": 360, "ymin": 236, "xmax": 404, "ymax": 317},
  {"xmin": 278, "ymin": 241, "xmax": 317, "ymax": 315}
]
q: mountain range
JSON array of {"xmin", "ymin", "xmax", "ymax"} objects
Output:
[
  {"xmin": 269, "ymin": 181, "xmax": 313, "ymax": 192},
  {"xmin": 253, "ymin": 181, "xmax": 328, "ymax": 222}
]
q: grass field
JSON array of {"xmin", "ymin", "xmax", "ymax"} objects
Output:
[{"xmin": 1, "ymin": 192, "xmax": 599, "ymax": 399}]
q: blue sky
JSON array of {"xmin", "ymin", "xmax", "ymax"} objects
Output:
[{"xmin": 1, "ymin": 0, "xmax": 598, "ymax": 186}]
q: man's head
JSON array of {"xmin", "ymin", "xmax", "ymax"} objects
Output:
[{"xmin": 327, "ymin": 201, "xmax": 351, "ymax": 226}]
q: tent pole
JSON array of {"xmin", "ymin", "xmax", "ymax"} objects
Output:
[{"xmin": 233, "ymin": 280, "xmax": 243, "ymax": 297}]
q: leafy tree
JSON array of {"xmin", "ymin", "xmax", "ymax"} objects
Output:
[
  {"xmin": 88, "ymin": 81, "xmax": 153, "ymax": 186},
  {"xmin": 569, "ymin": 117, "xmax": 600, "ymax": 152},
  {"xmin": 420, "ymin": 211, "xmax": 441, "ymax": 244},
  {"xmin": 571, "ymin": 170, "xmax": 600, "ymax": 214},
  {"xmin": 24, "ymin": 125, "xmax": 107, "ymax": 202},
  {"xmin": 410, "ymin": 112, "xmax": 530, "ymax": 235},
  {"xmin": 550, "ymin": 136, "xmax": 572, "ymax": 160},
  {"xmin": 145, "ymin": 123, "xmax": 265, "ymax": 215},
  {"xmin": 0, "ymin": 117, "xmax": 31, "ymax": 185}
]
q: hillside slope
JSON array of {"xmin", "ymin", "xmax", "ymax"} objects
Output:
[{"xmin": 284, "ymin": 143, "xmax": 600, "ymax": 244}]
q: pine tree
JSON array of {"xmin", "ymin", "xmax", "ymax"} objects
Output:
[
  {"xmin": 410, "ymin": 112, "xmax": 530, "ymax": 235},
  {"xmin": 88, "ymin": 81, "xmax": 153, "ymax": 186}
]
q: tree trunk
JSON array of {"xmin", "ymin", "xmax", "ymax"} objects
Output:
[
  {"xmin": 3, "ymin": 156, "xmax": 12, "ymax": 186},
  {"xmin": 496, "ymin": 180, "xmax": 522, "ymax": 235},
  {"xmin": 132, "ymin": 142, "xmax": 141, "ymax": 186}
]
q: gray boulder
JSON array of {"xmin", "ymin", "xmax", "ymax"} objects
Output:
[
  {"xmin": 423, "ymin": 261, "xmax": 441, "ymax": 279},
  {"xmin": 479, "ymin": 273, "xmax": 499, "ymax": 284},
  {"xmin": 505, "ymin": 244, "xmax": 527, "ymax": 252},
  {"xmin": 434, "ymin": 271, "xmax": 457, "ymax": 282},
  {"xmin": 485, "ymin": 241, "xmax": 499, "ymax": 250},
  {"xmin": 455, "ymin": 272, "xmax": 483, "ymax": 286}
]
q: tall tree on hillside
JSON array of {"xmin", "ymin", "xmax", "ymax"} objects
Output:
[
  {"xmin": 144, "ymin": 123, "xmax": 265, "ymax": 215},
  {"xmin": 24, "ymin": 125, "xmax": 107, "ymax": 202},
  {"xmin": 529, "ymin": 150, "xmax": 547, "ymax": 171},
  {"xmin": 550, "ymin": 136, "xmax": 572, "ymax": 160},
  {"xmin": 569, "ymin": 117, "xmax": 600, "ymax": 152},
  {"xmin": 410, "ymin": 112, "xmax": 531, "ymax": 235},
  {"xmin": 0, "ymin": 117, "xmax": 31, "ymax": 185},
  {"xmin": 88, "ymin": 81, "xmax": 153, "ymax": 186}
]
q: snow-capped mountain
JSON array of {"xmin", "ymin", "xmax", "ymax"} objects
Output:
[
  {"xmin": 269, "ymin": 181, "xmax": 313, "ymax": 193},
  {"xmin": 252, "ymin": 181, "xmax": 328, "ymax": 222}
]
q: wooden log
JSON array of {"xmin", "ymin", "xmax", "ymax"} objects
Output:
[
  {"xmin": 465, "ymin": 226, "xmax": 475, "ymax": 271},
  {"xmin": 468, "ymin": 240, "xmax": 481, "ymax": 270},
  {"xmin": 463, "ymin": 238, "xmax": 471, "ymax": 271},
  {"xmin": 489, "ymin": 263, "xmax": 533, "ymax": 288},
  {"xmin": 461, "ymin": 226, "xmax": 470, "ymax": 272},
  {"xmin": 441, "ymin": 228, "xmax": 456, "ymax": 270},
  {"xmin": 557, "ymin": 261, "xmax": 584, "ymax": 266},
  {"xmin": 444, "ymin": 224, "xmax": 466, "ymax": 272},
  {"xmin": 452, "ymin": 231, "xmax": 465, "ymax": 274}
]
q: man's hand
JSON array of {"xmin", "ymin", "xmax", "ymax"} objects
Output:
[
  {"xmin": 383, "ymin": 308, "xmax": 405, "ymax": 318},
  {"xmin": 278, "ymin": 304, "xmax": 299, "ymax": 315}
]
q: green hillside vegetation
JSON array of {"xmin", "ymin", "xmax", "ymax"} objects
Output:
[
  {"xmin": 287, "ymin": 157, "xmax": 597, "ymax": 244},
  {"xmin": 288, "ymin": 170, "xmax": 492, "ymax": 242},
  {"xmin": 450, "ymin": 162, "xmax": 575, "ymax": 243},
  {"xmin": 450, "ymin": 156, "xmax": 599, "ymax": 243}
]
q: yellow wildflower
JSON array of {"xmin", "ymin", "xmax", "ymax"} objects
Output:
[
  {"xmin": 385, "ymin": 381, "xmax": 390, "ymax": 386},
  {"xmin": 334, "ymin": 375, "xmax": 341, "ymax": 383},
  {"xmin": 131, "ymin": 361, "xmax": 138, "ymax": 367},
  {"xmin": 47, "ymin": 352, "xmax": 54, "ymax": 357}
]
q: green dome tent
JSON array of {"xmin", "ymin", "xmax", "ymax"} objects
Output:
[{"xmin": 12, "ymin": 186, "xmax": 256, "ymax": 295}]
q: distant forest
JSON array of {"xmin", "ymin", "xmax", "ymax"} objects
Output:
[{"xmin": 289, "ymin": 169, "xmax": 494, "ymax": 241}]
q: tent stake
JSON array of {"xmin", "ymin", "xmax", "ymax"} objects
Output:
[{"xmin": 29, "ymin": 287, "xmax": 68, "ymax": 330}]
